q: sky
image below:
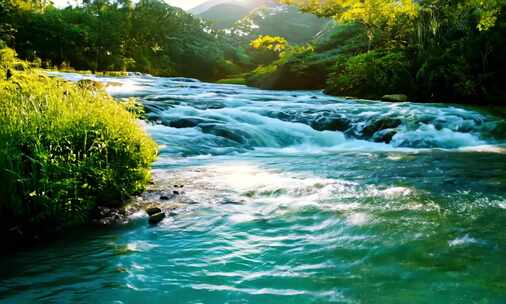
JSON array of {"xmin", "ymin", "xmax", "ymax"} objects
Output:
[
  {"xmin": 165, "ymin": 0, "xmax": 207, "ymax": 10},
  {"xmin": 52, "ymin": 0, "xmax": 209, "ymax": 10}
]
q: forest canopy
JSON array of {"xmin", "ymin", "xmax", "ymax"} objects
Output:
[
  {"xmin": 0, "ymin": 0, "xmax": 248, "ymax": 79},
  {"xmin": 246, "ymin": 0, "xmax": 506, "ymax": 103}
]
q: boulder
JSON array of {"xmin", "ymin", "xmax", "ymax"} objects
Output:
[
  {"xmin": 362, "ymin": 117, "xmax": 402, "ymax": 138},
  {"xmin": 160, "ymin": 194, "xmax": 172, "ymax": 200},
  {"xmin": 200, "ymin": 124, "xmax": 246, "ymax": 144},
  {"xmin": 148, "ymin": 212, "xmax": 165, "ymax": 224},
  {"xmin": 168, "ymin": 118, "xmax": 202, "ymax": 128},
  {"xmin": 311, "ymin": 116, "xmax": 351, "ymax": 132},
  {"xmin": 145, "ymin": 207, "xmax": 162, "ymax": 216},
  {"xmin": 373, "ymin": 129, "xmax": 398, "ymax": 144},
  {"xmin": 381, "ymin": 94, "xmax": 408, "ymax": 102}
]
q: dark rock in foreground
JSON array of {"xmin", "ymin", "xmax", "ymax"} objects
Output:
[
  {"xmin": 149, "ymin": 212, "xmax": 166, "ymax": 225},
  {"xmin": 145, "ymin": 207, "xmax": 162, "ymax": 216},
  {"xmin": 362, "ymin": 117, "xmax": 402, "ymax": 138},
  {"xmin": 311, "ymin": 116, "xmax": 351, "ymax": 132}
]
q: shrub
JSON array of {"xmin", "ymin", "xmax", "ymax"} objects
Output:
[
  {"xmin": 325, "ymin": 50, "xmax": 414, "ymax": 98},
  {"xmin": 246, "ymin": 46, "xmax": 340, "ymax": 90},
  {"xmin": 0, "ymin": 63, "xmax": 157, "ymax": 234},
  {"xmin": 0, "ymin": 47, "xmax": 18, "ymax": 68}
]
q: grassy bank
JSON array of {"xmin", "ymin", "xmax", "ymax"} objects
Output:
[
  {"xmin": 216, "ymin": 76, "xmax": 247, "ymax": 85},
  {"xmin": 0, "ymin": 48, "xmax": 157, "ymax": 248}
]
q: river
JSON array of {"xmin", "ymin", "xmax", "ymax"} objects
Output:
[{"xmin": 1, "ymin": 73, "xmax": 505, "ymax": 303}]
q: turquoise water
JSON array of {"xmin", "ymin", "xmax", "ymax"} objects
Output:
[{"xmin": 1, "ymin": 73, "xmax": 505, "ymax": 303}]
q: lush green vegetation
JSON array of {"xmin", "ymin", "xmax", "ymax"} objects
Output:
[
  {"xmin": 247, "ymin": 0, "xmax": 506, "ymax": 103},
  {"xmin": 0, "ymin": 0, "xmax": 251, "ymax": 80},
  {"xmin": 0, "ymin": 49, "xmax": 157, "ymax": 245}
]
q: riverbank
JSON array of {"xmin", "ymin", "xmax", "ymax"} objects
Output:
[{"xmin": 0, "ymin": 49, "xmax": 158, "ymax": 252}]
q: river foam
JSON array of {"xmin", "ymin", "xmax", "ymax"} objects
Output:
[
  {"xmin": 48, "ymin": 71, "xmax": 505, "ymax": 157},
  {"xmin": 1, "ymin": 71, "xmax": 503, "ymax": 304}
]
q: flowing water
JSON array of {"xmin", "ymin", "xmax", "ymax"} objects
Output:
[{"xmin": 1, "ymin": 73, "xmax": 506, "ymax": 303}]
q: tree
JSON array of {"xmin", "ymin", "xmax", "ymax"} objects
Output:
[{"xmin": 280, "ymin": 0, "xmax": 418, "ymax": 48}]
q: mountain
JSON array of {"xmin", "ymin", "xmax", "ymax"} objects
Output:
[
  {"xmin": 189, "ymin": 0, "xmax": 232, "ymax": 15},
  {"xmin": 190, "ymin": 0, "xmax": 274, "ymax": 13},
  {"xmin": 193, "ymin": 0, "xmax": 325, "ymax": 44},
  {"xmin": 191, "ymin": 0, "xmax": 275, "ymax": 27},
  {"xmin": 228, "ymin": 5, "xmax": 327, "ymax": 44},
  {"xmin": 198, "ymin": 3, "xmax": 251, "ymax": 29}
]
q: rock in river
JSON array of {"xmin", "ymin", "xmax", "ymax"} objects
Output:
[
  {"xmin": 362, "ymin": 117, "xmax": 402, "ymax": 138},
  {"xmin": 149, "ymin": 212, "xmax": 166, "ymax": 225},
  {"xmin": 311, "ymin": 116, "xmax": 351, "ymax": 132},
  {"xmin": 168, "ymin": 118, "xmax": 203, "ymax": 129},
  {"xmin": 145, "ymin": 207, "xmax": 162, "ymax": 216}
]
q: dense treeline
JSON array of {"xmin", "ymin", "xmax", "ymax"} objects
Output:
[
  {"xmin": 247, "ymin": 0, "xmax": 506, "ymax": 104},
  {"xmin": 0, "ymin": 0, "xmax": 248, "ymax": 80}
]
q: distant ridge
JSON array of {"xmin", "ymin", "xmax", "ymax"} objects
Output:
[
  {"xmin": 190, "ymin": 0, "xmax": 274, "ymax": 15},
  {"xmin": 198, "ymin": 3, "xmax": 251, "ymax": 29},
  {"xmin": 189, "ymin": 0, "xmax": 237, "ymax": 15}
]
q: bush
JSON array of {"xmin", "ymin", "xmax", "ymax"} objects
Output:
[
  {"xmin": 245, "ymin": 46, "xmax": 333, "ymax": 90},
  {"xmin": 0, "ymin": 47, "xmax": 18, "ymax": 68},
  {"xmin": 0, "ymin": 62, "xmax": 157, "ymax": 235},
  {"xmin": 325, "ymin": 50, "xmax": 414, "ymax": 98}
]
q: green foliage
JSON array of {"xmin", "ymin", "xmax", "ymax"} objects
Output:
[
  {"xmin": 216, "ymin": 77, "xmax": 247, "ymax": 85},
  {"xmin": 281, "ymin": 0, "xmax": 418, "ymax": 47},
  {"xmin": 246, "ymin": 45, "xmax": 333, "ymax": 90},
  {"xmin": 262, "ymin": 0, "xmax": 506, "ymax": 103},
  {"xmin": 0, "ymin": 55, "xmax": 157, "ymax": 233},
  {"xmin": 248, "ymin": 35, "xmax": 289, "ymax": 65},
  {"xmin": 250, "ymin": 35, "xmax": 289, "ymax": 53},
  {"xmin": 326, "ymin": 50, "xmax": 413, "ymax": 98},
  {"xmin": 1, "ymin": 0, "xmax": 247, "ymax": 80},
  {"xmin": 244, "ymin": 22, "xmax": 369, "ymax": 90},
  {"xmin": 0, "ymin": 47, "xmax": 18, "ymax": 68}
]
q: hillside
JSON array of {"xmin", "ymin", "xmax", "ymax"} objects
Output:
[
  {"xmin": 229, "ymin": 5, "xmax": 327, "ymax": 44},
  {"xmin": 198, "ymin": 3, "xmax": 250, "ymax": 29},
  {"xmin": 189, "ymin": 0, "xmax": 232, "ymax": 14},
  {"xmin": 193, "ymin": 0, "xmax": 326, "ymax": 44}
]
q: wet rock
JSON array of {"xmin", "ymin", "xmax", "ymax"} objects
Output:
[
  {"xmin": 311, "ymin": 116, "xmax": 351, "ymax": 132},
  {"xmin": 149, "ymin": 212, "xmax": 166, "ymax": 224},
  {"xmin": 373, "ymin": 129, "xmax": 397, "ymax": 144},
  {"xmin": 173, "ymin": 191, "xmax": 180, "ymax": 195},
  {"xmin": 381, "ymin": 94, "xmax": 408, "ymax": 102},
  {"xmin": 160, "ymin": 195, "xmax": 171, "ymax": 200},
  {"xmin": 93, "ymin": 206, "xmax": 128, "ymax": 225},
  {"xmin": 362, "ymin": 117, "xmax": 402, "ymax": 138},
  {"xmin": 145, "ymin": 207, "xmax": 162, "ymax": 216},
  {"xmin": 220, "ymin": 200, "xmax": 244, "ymax": 205},
  {"xmin": 200, "ymin": 124, "xmax": 246, "ymax": 144},
  {"xmin": 168, "ymin": 118, "xmax": 203, "ymax": 129}
]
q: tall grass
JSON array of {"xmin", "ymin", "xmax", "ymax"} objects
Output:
[{"xmin": 0, "ymin": 49, "xmax": 157, "ymax": 236}]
